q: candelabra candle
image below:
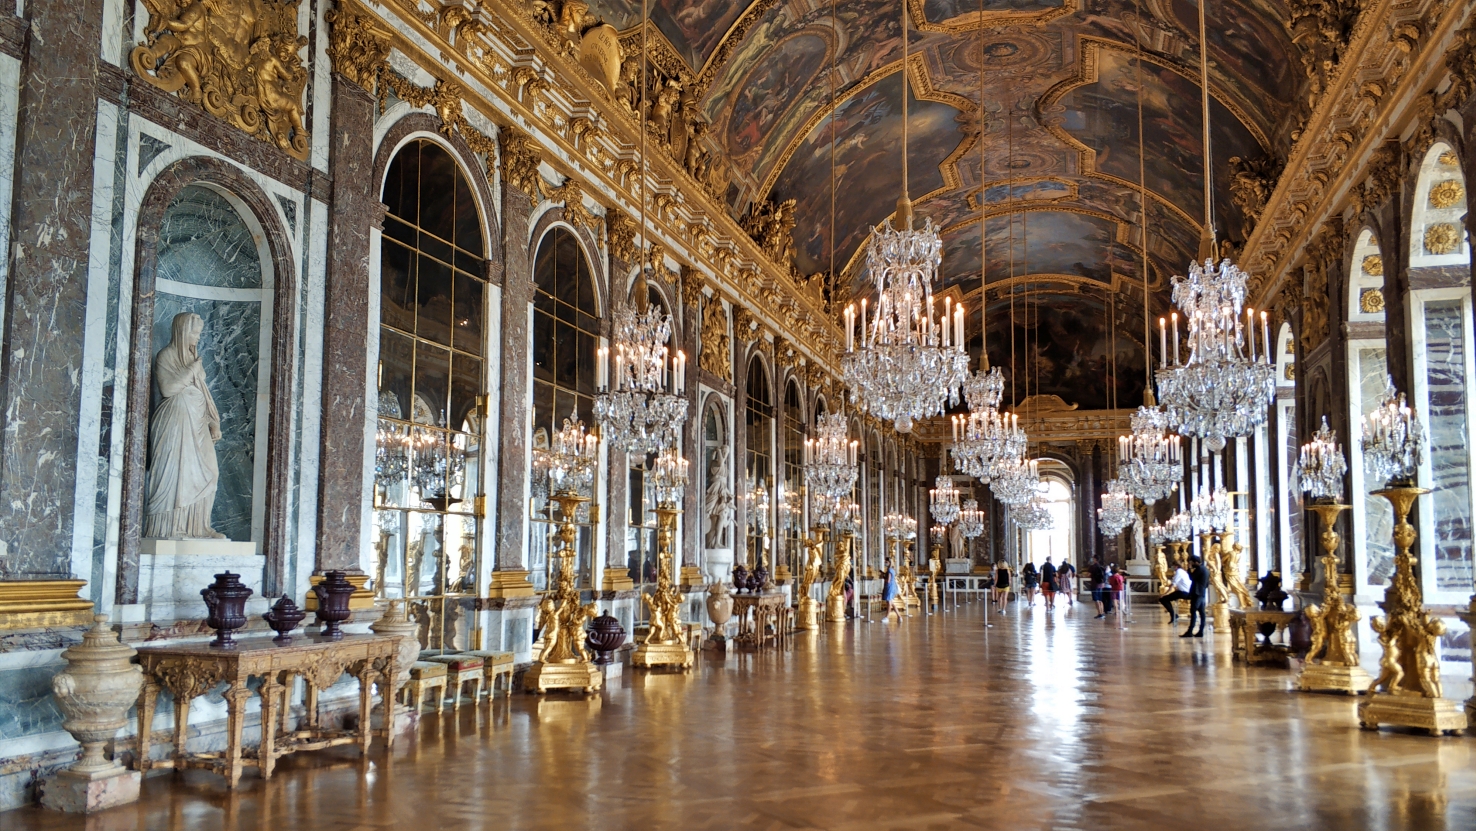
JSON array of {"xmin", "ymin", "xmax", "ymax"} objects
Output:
[
  {"xmin": 1163, "ymin": 511, "xmax": 1192, "ymax": 542},
  {"xmin": 930, "ymin": 475, "xmax": 960, "ymax": 525},
  {"xmin": 595, "ymin": 301, "xmax": 689, "ymax": 453},
  {"xmin": 956, "ymin": 499, "xmax": 985, "ymax": 538},
  {"xmin": 1360, "ymin": 376, "xmax": 1427, "ymax": 487},
  {"xmin": 650, "ymin": 446, "xmax": 689, "ymax": 507},
  {"xmin": 1097, "ymin": 478, "xmax": 1136, "ymax": 535},
  {"xmin": 1296, "ymin": 415, "xmax": 1348, "ymax": 500},
  {"xmin": 547, "ymin": 415, "xmax": 600, "ymax": 495}
]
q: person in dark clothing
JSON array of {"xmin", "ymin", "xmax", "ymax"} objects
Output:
[
  {"xmin": 1040, "ymin": 557, "xmax": 1058, "ymax": 610},
  {"xmin": 1088, "ymin": 559, "xmax": 1107, "ymax": 618},
  {"xmin": 1182, "ymin": 554, "xmax": 1210, "ymax": 637}
]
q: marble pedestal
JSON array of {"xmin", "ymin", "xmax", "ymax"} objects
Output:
[
  {"xmin": 131, "ymin": 538, "xmax": 263, "ymax": 621},
  {"xmin": 39, "ymin": 767, "xmax": 139, "ymax": 813}
]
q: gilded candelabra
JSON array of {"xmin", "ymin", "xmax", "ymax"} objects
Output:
[
  {"xmin": 926, "ymin": 543, "xmax": 942, "ymax": 612},
  {"xmin": 1203, "ymin": 533, "xmax": 1230, "ymax": 632},
  {"xmin": 1357, "ymin": 487, "xmax": 1467, "ymax": 734},
  {"xmin": 795, "ymin": 527, "xmax": 827, "ymax": 630},
  {"xmin": 825, "ymin": 534, "xmax": 852, "ymax": 622},
  {"xmin": 1150, "ymin": 541, "xmax": 1172, "ymax": 597},
  {"xmin": 898, "ymin": 542, "xmax": 919, "ymax": 613},
  {"xmin": 1221, "ymin": 536, "xmax": 1252, "ymax": 608},
  {"xmin": 523, "ymin": 491, "xmax": 603, "ymax": 693},
  {"xmin": 632, "ymin": 503, "xmax": 693, "ymax": 669},
  {"xmin": 1297, "ymin": 501, "xmax": 1371, "ymax": 694}
]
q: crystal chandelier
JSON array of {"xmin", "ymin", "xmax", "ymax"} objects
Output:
[
  {"xmin": 1096, "ymin": 478, "xmax": 1136, "ymax": 535},
  {"xmin": 1296, "ymin": 416, "xmax": 1348, "ymax": 500},
  {"xmin": 1163, "ymin": 511, "xmax": 1193, "ymax": 542},
  {"xmin": 1148, "ymin": 520, "xmax": 1167, "ymax": 548},
  {"xmin": 956, "ymin": 498, "xmax": 985, "ymax": 538},
  {"xmin": 547, "ymin": 414, "xmax": 600, "ymax": 496},
  {"xmin": 649, "ymin": 446, "xmax": 689, "ymax": 507},
  {"xmin": 883, "ymin": 512, "xmax": 917, "ymax": 541},
  {"xmin": 950, "ymin": 406, "xmax": 1027, "ymax": 483},
  {"xmin": 1117, "ymin": 395, "xmax": 1182, "ymax": 504},
  {"xmin": 838, "ymin": 3, "xmax": 968, "ymax": 433},
  {"xmin": 804, "ymin": 413, "xmax": 859, "ymax": 502},
  {"xmin": 1360, "ymin": 377, "xmax": 1426, "ymax": 488},
  {"xmin": 1188, "ymin": 487, "xmax": 1232, "ymax": 534},
  {"xmin": 989, "ymin": 456, "xmax": 1040, "ymax": 506},
  {"xmin": 929, "ymin": 475, "xmax": 961, "ymax": 525},
  {"xmin": 832, "ymin": 499, "xmax": 863, "ymax": 535},
  {"xmin": 595, "ymin": 299, "xmax": 689, "ymax": 454},
  {"xmin": 1011, "ymin": 495, "xmax": 1054, "ymax": 531}
]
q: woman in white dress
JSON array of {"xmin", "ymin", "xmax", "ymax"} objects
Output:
[{"xmin": 144, "ymin": 312, "xmax": 226, "ymax": 539}]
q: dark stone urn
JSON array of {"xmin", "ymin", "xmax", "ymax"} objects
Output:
[
  {"xmin": 586, "ymin": 611, "xmax": 626, "ymax": 665},
  {"xmin": 311, "ymin": 571, "xmax": 355, "ymax": 639},
  {"xmin": 201, "ymin": 572, "xmax": 253, "ymax": 648},
  {"xmin": 263, "ymin": 596, "xmax": 306, "ymax": 643}
]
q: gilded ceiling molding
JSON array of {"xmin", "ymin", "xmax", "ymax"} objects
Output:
[
  {"xmin": 964, "ymin": 177, "xmax": 1079, "ymax": 211},
  {"xmin": 691, "ymin": 0, "xmax": 786, "ymax": 98},
  {"xmin": 906, "ymin": 0, "xmax": 1077, "ymax": 32},
  {"xmin": 1241, "ymin": 0, "xmax": 1465, "ymax": 306},
  {"xmin": 131, "ymin": 0, "xmax": 310, "ymax": 159}
]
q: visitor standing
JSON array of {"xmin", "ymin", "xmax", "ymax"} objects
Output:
[
  {"xmin": 1158, "ymin": 564, "xmax": 1192, "ymax": 624},
  {"xmin": 1182, "ymin": 554, "xmax": 1209, "ymax": 637},
  {"xmin": 1058, "ymin": 561, "xmax": 1075, "ymax": 606},
  {"xmin": 882, "ymin": 557, "xmax": 900, "ymax": 623},
  {"xmin": 1022, "ymin": 561, "xmax": 1040, "ymax": 607},
  {"xmin": 1040, "ymin": 557, "xmax": 1058, "ymax": 610},
  {"xmin": 1088, "ymin": 558, "xmax": 1107, "ymax": 618},
  {"xmin": 1108, "ymin": 565, "xmax": 1128, "ymax": 629},
  {"xmin": 993, "ymin": 560, "xmax": 1011, "ymax": 615}
]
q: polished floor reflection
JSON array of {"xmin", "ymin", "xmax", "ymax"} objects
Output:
[{"xmin": 11, "ymin": 598, "xmax": 1476, "ymax": 830}]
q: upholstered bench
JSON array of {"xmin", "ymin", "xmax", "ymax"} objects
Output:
[
  {"xmin": 402, "ymin": 661, "xmax": 448, "ymax": 714},
  {"xmin": 423, "ymin": 654, "xmax": 484, "ymax": 708},
  {"xmin": 466, "ymin": 651, "xmax": 515, "ymax": 696}
]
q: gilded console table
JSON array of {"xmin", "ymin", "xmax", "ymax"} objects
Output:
[
  {"xmin": 133, "ymin": 633, "xmax": 398, "ymax": 789},
  {"xmin": 1228, "ymin": 609, "xmax": 1298, "ymax": 666},
  {"xmin": 732, "ymin": 592, "xmax": 786, "ymax": 648}
]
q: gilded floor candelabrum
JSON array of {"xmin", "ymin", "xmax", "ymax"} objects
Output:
[
  {"xmin": 1357, "ymin": 487, "xmax": 1468, "ymax": 735},
  {"xmin": 1204, "ymin": 533, "xmax": 1231, "ymax": 633},
  {"xmin": 825, "ymin": 534, "xmax": 852, "ymax": 623},
  {"xmin": 632, "ymin": 503, "xmax": 693, "ymax": 669},
  {"xmin": 523, "ymin": 491, "xmax": 603, "ymax": 694},
  {"xmin": 795, "ymin": 527, "xmax": 827, "ymax": 630},
  {"xmin": 1297, "ymin": 501, "xmax": 1372, "ymax": 695},
  {"xmin": 926, "ymin": 544, "xmax": 941, "ymax": 612},
  {"xmin": 1151, "ymin": 542, "xmax": 1171, "ymax": 595},
  {"xmin": 899, "ymin": 542, "xmax": 919, "ymax": 613}
]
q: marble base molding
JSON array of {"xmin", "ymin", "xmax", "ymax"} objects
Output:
[
  {"xmin": 485, "ymin": 570, "xmax": 535, "ymax": 598},
  {"xmin": 134, "ymin": 538, "xmax": 264, "ymax": 621},
  {"xmin": 38, "ymin": 767, "xmax": 140, "ymax": 814},
  {"xmin": 0, "ymin": 580, "xmax": 93, "ymax": 630}
]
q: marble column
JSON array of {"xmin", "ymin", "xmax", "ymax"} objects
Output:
[
  {"xmin": 1367, "ymin": 149, "xmax": 1414, "ymax": 394},
  {"xmin": 315, "ymin": 74, "xmax": 378, "ymax": 576},
  {"xmin": 601, "ymin": 249, "xmax": 631, "ymax": 591},
  {"xmin": 679, "ymin": 268, "xmax": 702, "ymax": 582},
  {"xmin": 1078, "ymin": 441, "xmax": 1097, "ymax": 566},
  {"xmin": 490, "ymin": 174, "xmax": 535, "ymax": 595},
  {"xmin": 732, "ymin": 335, "xmax": 749, "ymax": 567},
  {"xmin": 0, "ymin": 0, "xmax": 103, "ymax": 584}
]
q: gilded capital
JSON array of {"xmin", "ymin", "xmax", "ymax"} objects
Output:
[
  {"xmin": 500, "ymin": 126, "xmax": 543, "ymax": 201},
  {"xmin": 325, "ymin": 3, "xmax": 390, "ymax": 89},
  {"xmin": 607, "ymin": 209, "xmax": 638, "ymax": 264}
]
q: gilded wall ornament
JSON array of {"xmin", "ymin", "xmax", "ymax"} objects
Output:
[
  {"xmin": 1428, "ymin": 179, "xmax": 1465, "ymax": 209},
  {"xmin": 732, "ymin": 306, "xmax": 760, "ymax": 344},
  {"xmin": 1423, "ymin": 222, "xmax": 1461, "ymax": 254},
  {"xmin": 325, "ymin": 4, "xmax": 390, "ymax": 89},
  {"xmin": 679, "ymin": 266, "xmax": 705, "ymax": 308},
  {"xmin": 1227, "ymin": 154, "xmax": 1282, "ymax": 238},
  {"xmin": 131, "ymin": 0, "xmax": 310, "ymax": 159},
  {"xmin": 1361, "ymin": 144, "xmax": 1402, "ymax": 209},
  {"xmin": 499, "ymin": 126, "xmax": 543, "ymax": 201},
  {"xmin": 1439, "ymin": 150, "xmax": 1460, "ymax": 168},
  {"xmin": 1285, "ymin": 362, "xmax": 1296, "ymax": 381},
  {"xmin": 606, "ymin": 209, "xmax": 637, "ymax": 264},
  {"xmin": 1361, "ymin": 254, "xmax": 1384, "ymax": 276},
  {"xmin": 1360, "ymin": 288, "xmax": 1386, "ymax": 314},
  {"xmin": 547, "ymin": 178, "xmax": 597, "ymax": 232},
  {"xmin": 699, "ymin": 295, "xmax": 731, "ymax": 382}
]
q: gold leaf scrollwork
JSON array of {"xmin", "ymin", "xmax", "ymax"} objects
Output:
[
  {"xmin": 547, "ymin": 178, "xmax": 597, "ymax": 232},
  {"xmin": 1423, "ymin": 222, "xmax": 1461, "ymax": 255},
  {"xmin": 499, "ymin": 126, "xmax": 543, "ymax": 201},
  {"xmin": 131, "ymin": 0, "xmax": 310, "ymax": 160},
  {"xmin": 699, "ymin": 293, "xmax": 731, "ymax": 382},
  {"xmin": 606, "ymin": 209, "xmax": 638, "ymax": 264},
  {"xmin": 1428, "ymin": 179, "xmax": 1465, "ymax": 209},
  {"xmin": 325, "ymin": 3, "xmax": 390, "ymax": 89}
]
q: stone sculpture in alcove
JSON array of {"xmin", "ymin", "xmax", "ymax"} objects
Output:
[
  {"xmin": 704, "ymin": 446, "xmax": 734, "ymax": 549},
  {"xmin": 144, "ymin": 311, "xmax": 225, "ymax": 539}
]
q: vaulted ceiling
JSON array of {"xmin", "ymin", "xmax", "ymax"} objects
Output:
[{"xmin": 590, "ymin": 0, "xmax": 1303, "ymax": 409}]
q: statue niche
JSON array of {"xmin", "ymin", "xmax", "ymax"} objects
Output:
[{"xmin": 145, "ymin": 312, "xmax": 226, "ymax": 539}]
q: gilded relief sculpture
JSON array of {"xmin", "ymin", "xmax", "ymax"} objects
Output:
[
  {"xmin": 632, "ymin": 503, "xmax": 693, "ymax": 669},
  {"xmin": 132, "ymin": 0, "xmax": 310, "ymax": 159},
  {"xmin": 795, "ymin": 528, "xmax": 826, "ymax": 630},
  {"xmin": 524, "ymin": 491, "xmax": 602, "ymax": 693},
  {"xmin": 825, "ymin": 533, "xmax": 851, "ymax": 623}
]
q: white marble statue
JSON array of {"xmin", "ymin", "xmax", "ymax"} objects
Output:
[
  {"xmin": 704, "ymin": 446, "xmax": 735, "ymax": 549},
  {"xmin": 1130, "ymin": 512, "xmax": 1147, "ymax": 562},
  {"xmin": 144, "ymin": 312, "xmax": 225, "ymax": 539},
  {"xmin": 949, "ymin": 522, "xmax": 964, "ymax": 560}
]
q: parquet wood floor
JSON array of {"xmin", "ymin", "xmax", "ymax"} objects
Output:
[{"xmin": 8, "ymin": 599, "xmax": 1476, "ymax": 830}]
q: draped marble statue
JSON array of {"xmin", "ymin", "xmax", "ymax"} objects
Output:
[
  {"xmin": 704, "ymin": 446, "xmax": 735, "ymax": 549},
  {"xmin": 144, "ymin": 312, "xmax": 225, "ymax": 539},
  {"xmin": 948, "ymin": 522, "xmax": 965, "ymax": 560}
]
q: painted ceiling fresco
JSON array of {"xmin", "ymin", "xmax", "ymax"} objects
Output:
[{"xmin": 592, "ymin": 0, "xmax": 1303, "ymax": 409}]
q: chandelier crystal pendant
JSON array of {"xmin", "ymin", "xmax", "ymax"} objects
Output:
[
  {"xmin": 1188, "ymin": 487, "xmax": 1233, "ymax": 534},
  {"xmin": 929, "ymin": 475, "xmax": 961, "ymax": 525},
  {"xmin": 594, "ymin": 296, "xmax": 690, "ymax": 454},
  {"xmin": 883, "ymin": 512, "xmax": 918, "ymax": 541},
  {"xmin": 1163, "ymin": 511, "xmax": 1193, "ymax": 542},
  {"xmin": 546, "ymin": 414, "xmax": 600, "ymax": 497},
  {"xmin": 1011, "ymin": 495, "xmax": 1054, "ymax": 531},
  {"xmin": 1296, "ymin": 416, "xmax": 1348, "ymax": 500},
  {"xmin": 832, "ymin": 499, "xmax": 863, "ymax": 535},
  {"xmin": 990, "ymin": 456, "xmax": 1041, "ymax": 506},
  {"xmin": 950, "ymin": 405, "xmax": 1027, "ymax": 483},
  {"xmin": 1096, "ymin": 478, "xmax": 1136, "ymax": 535},
  {"xmin": 804, "ymin": 414, "xmax": 859, "ymax": 505},
  {"xmin": 649, "ymin": 446, "xmax": 689, "ymax": 507},
  {"xmin": 956, "ymin": 498, "xmax": 985, "ymax": 538},
  {"xmin": 1118, "ymin": 395, "xmax": 1182, "ymax": 504},
  {"xmin": 1360, "ymin": 377, "xmax": 1426, "ymax": 488}
]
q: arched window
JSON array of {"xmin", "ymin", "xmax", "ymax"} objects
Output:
[
  {"xmin": 532, "ymin": 226, "xmax": 599, "ymax": 438},
  {"xmin": 375, "ymin": 139, "xmax": 488, "ymax": 639},
  {"xmin": 1408, "ymin": 143, "xmax": 1475, "ymax": 599},
  {"xmin": 746, "ymin": 359, "xmax": 774, "ymax": 564},
  {"xmin": 781, "ymin": 380, "xmax": 804, "ymax": 577},
  {"xmin": 1346, "ymin": 229, "xmax": 1396, "ymax": 589}
]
